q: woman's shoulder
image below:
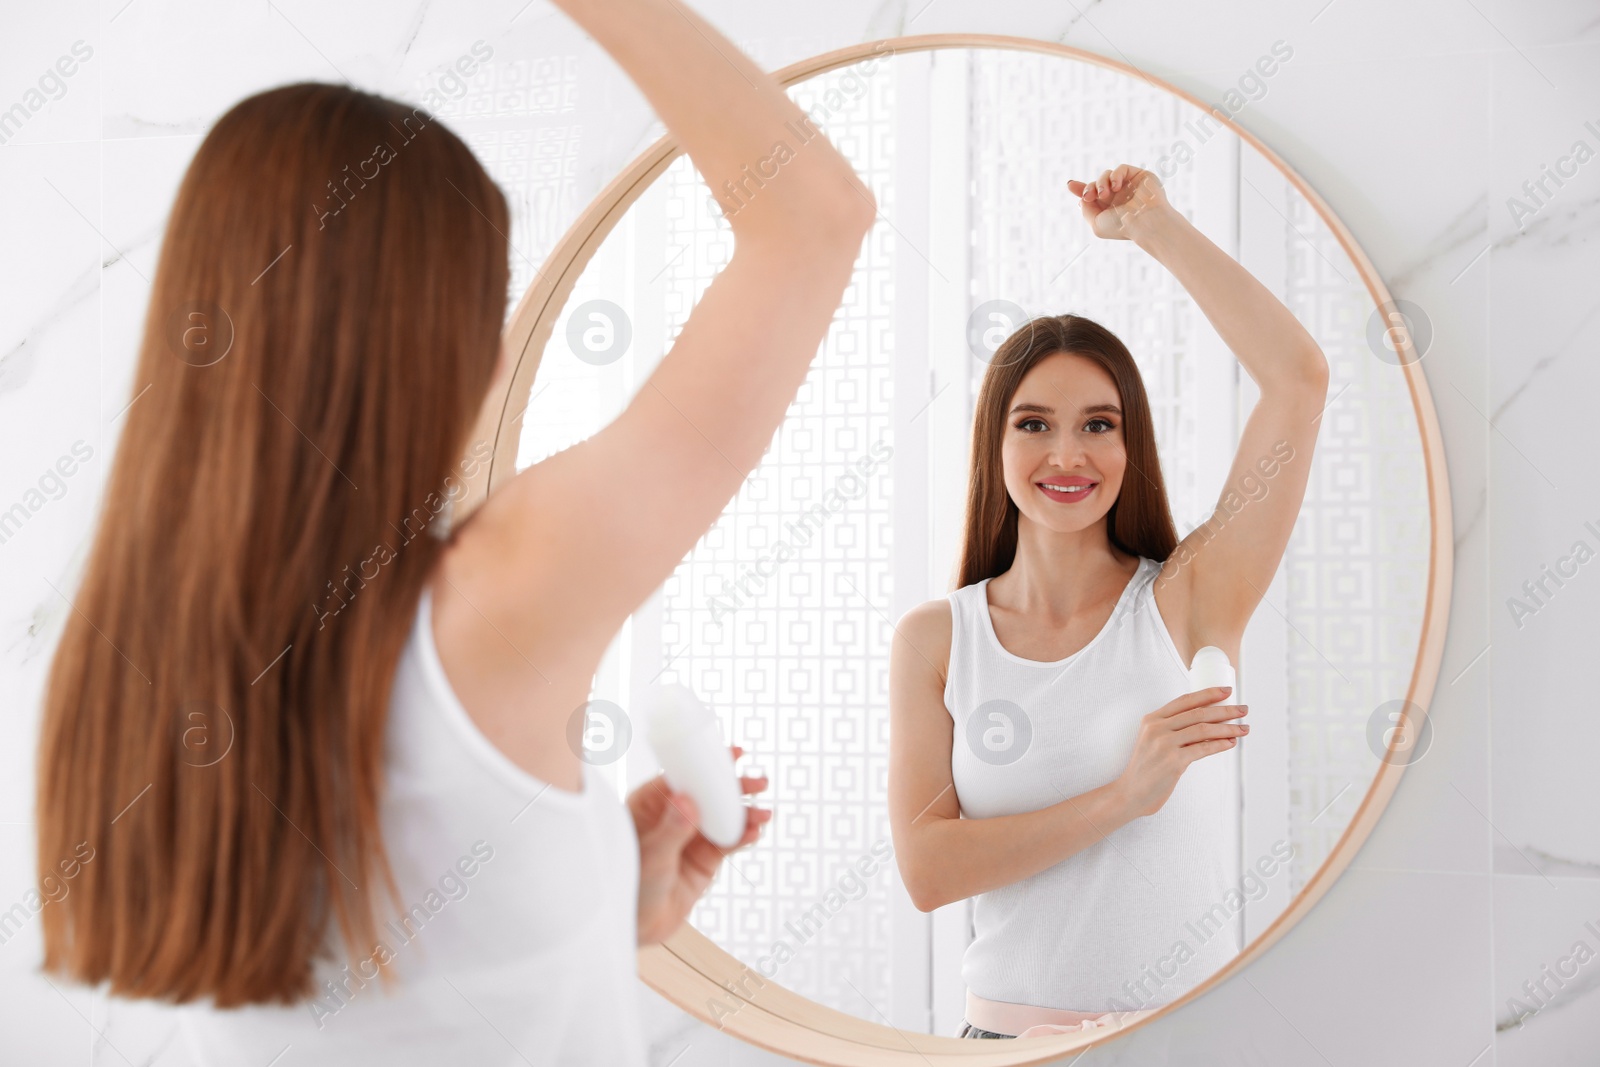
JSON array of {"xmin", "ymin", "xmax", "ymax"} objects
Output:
[
  {"xmin": 893, "ymin": 595, "xmax": 955, "ymax": 682},
  {"xmin": 897, "ymin": 595, "xmax": 954, "ymax": 641}
]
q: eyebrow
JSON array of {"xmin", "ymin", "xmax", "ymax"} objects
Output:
[{"xmin": 1009, "ymin": 402, "xmax": 1122, "ymax": 416}]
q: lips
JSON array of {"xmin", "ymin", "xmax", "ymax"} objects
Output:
[{"xmin": 1036, "ymin": 478, "xmax": 1097, "ymax": 503}]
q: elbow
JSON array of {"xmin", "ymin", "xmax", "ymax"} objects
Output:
[
  {"xmin": 1306, "ymin": 343, "xmax": 1330, "ymax": 389},
  {"xmin": 785, "ymin": 170, "xmax": 878, "ymax": 245},
  {"xmin": 722, "ymin": 138, "xmax": 875, "ymax": 252},
  {"xmin": 837, "ymin": 178, "xmax": 878, "ymax": 230},
  {"xmin": 1296, "ymin": 340, "xmax": 1329, "ymax": 391},
  {"xmin": 804, "ymin": 155, "xmax": 877, "ymax": 232},
  {"xmin": 731, "ymin": 191, "xmax": 873, "ymax": 261},
  {"xmin": 893, "ymin": 816, "xmax": 962, "ymax": 912},
  {"xmin": 1304, "ymin": 351, "xmax": 1331, "ymax": 414},
  {"xmin": 804, "ymin": 182, "xmax": 877, "ymax": 247},
  {"xmin": 899, "ymin": 862, "xmax": 949, "ymax": 913},
  {"xmin": 1263, "ymin": 345, "xmax": 1329, "ymax": 407}
]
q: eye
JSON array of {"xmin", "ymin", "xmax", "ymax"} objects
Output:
[
  {"xmin": 1085, "ymin": 417, "xmax": 1115, "ymax": 433},
  {"xmin": 1016, "ymin": 417, "xmax": 1047, "ymax": 433}
]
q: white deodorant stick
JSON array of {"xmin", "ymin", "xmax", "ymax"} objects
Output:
[
  {"xmin": 1188, "ymin": 645, "xmax": 1236, "ymax": 695},
  {"xmin": 644, "ymin": 683, "xmax": 747, "ymax": 849}
]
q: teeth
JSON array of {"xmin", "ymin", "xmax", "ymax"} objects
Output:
[{"xmin": 1041, "ymin": 483, "xmax": 1090, "ymax": 493}]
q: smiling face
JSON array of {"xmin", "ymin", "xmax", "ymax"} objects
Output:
[{"xmin": 1000, "ymin": 350, "xmax": 1128, "ymax": 535}]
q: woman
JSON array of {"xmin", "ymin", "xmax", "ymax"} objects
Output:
[
  {"xmin": 33, "ymin": 1, "xmax": 875, "ymax": 1063},
  {"xmin": 888, "ymin": 165, "xmax": 1328, "ymax": 1039}
]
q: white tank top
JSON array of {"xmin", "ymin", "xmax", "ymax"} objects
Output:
[
  {"xmin": 178, "ymin": 584, "xmax": 647, "ymax": 1066},
  {"xmin": 944, "ymin": 556, "xmax": 1242, "ymax": 1013}
]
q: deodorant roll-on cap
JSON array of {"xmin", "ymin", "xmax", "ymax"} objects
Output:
[
  {"xmin": 644, "ymin": 682, "xmax": 747, "ymax": 848},
  {"xmin": 1188, "ymin": 645, "xmax": 1236, "ymax": 693},
  {"xmin": 645, "ymin": 682, "xmax": 716, "ymax": 747}
]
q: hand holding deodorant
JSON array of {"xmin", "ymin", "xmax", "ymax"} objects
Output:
[
  {"xmin": 1187, "ymin": 646, "xmax": 1236, "ymax": 697},
  {"xmin": 644, "ymin": 683, "xmax": 747, "ymax": 849}
]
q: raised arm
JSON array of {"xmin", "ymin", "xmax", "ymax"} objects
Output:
[
  {"xmin": 468, "ymin": 0, "xmax": 876, "ymax": 662},
  {"xmin": 1069, "ymin": 166, "xmax": 1329, "ymax": 658}
]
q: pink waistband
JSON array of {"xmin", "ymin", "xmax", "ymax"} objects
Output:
[{"xmin": 965, "ymin": 989, "xmax": 1156, "ymax": 1039}]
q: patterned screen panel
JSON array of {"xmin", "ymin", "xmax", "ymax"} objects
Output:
[
  {"xmin": 428, "ymin": 49, "xmax": 587, "ymax": 317},
  {"xmin": 1277, "ymin": 189, "xmax": 1430, "ymax": 889},
  {"xmin": 655, "ymin": 62, "xmax": 900, "ymax": 1025}
]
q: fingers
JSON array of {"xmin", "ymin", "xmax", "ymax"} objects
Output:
[
  {"xmin": 1073, "ymin": 165, "xmax": 1149, "ymax": 203},
  {"xmin": 682, "ymin": 805, "xmax": 771, "ymax": 876},
  {"xmin": 1171, "ymin": 700, "xmax": 1241, "ymax": 735},
  {"xmin": 637, "ymin": 789, "xmax": 704, "ymax": 873},
  {"xmin": 679, "ymin": 835, "xmax": 725, "ymax": 885},
  {"xmin": 729, "ymin": 743, "xmax": 769, "ymax": 795},
  {"xmin": 1176, "ymin": 718, "xmax": 1249, "ymax": 746},
  {"xmin": 662, "ymin": 790, "xmax": 700, "ymax": 835},
  {"xmin": 1155, "ymin": 686, "xmax": 1234, "ymax": 719},
  {"xmin": 737, "ymin": 806, "xmax": 773, "ymax": 848},
  {"xmin": 1182, "ymin": 737, "xmax": 1239, "ymax": 763},
  {"xmin": 628, "ymin": 773, "xmax": 673, "ymax": 822},
  {"xmin": 700, "ymin": 807, "xmax": 770, "ymax": 857}
]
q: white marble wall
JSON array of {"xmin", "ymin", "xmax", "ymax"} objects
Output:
[{"xmin": 1, "ymin": 0, "xmax": 1594, "ymax": 1064}]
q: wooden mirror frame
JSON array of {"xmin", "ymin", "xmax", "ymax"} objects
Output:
[{"xmin": 458, "ymin": 33, "xmax": 1453, "ymax": 1066}]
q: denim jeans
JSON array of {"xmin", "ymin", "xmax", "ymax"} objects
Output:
[{"xmin": 957, "ymin": 1021, "xmax": 1014, "ymax": 1039}]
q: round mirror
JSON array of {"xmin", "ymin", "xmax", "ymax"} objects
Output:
[{"xmin": 468, "ymin": 34, "xmax": 1450, "ymax": 1064}]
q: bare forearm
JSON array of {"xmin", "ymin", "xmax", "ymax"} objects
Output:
[
  {"xmin": 1130, "ymin": 209, "xmax": 1327, "ymax": 393},
  {"xmin": 902, "ymin": 780, "xmax": 1137, "ymax": 912},
  {"xmin": 553, "ymin": 0, "xmax": 873, "ymax": 232}
]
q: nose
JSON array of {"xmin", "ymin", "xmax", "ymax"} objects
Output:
[{"xmin": 1048, "ymin": 428, "xmax": 1089, "ymax": 470}]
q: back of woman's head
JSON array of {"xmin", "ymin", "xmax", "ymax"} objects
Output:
[
  {"xmin": 35, "ymin": 82, "xmax": 509, "ymax": 1005},
  {"xmin": 956, "ymin": 313, "xmax": 1178, "ymax": 588}
]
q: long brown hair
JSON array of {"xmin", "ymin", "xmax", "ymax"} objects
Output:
[
  {"xmin": 955, "ymin": 314, "xmax": 1178, "ymax": 589},
  {"xmin": 35, "ymin": 82, "xmax": 509, "ymax": 1005}
]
